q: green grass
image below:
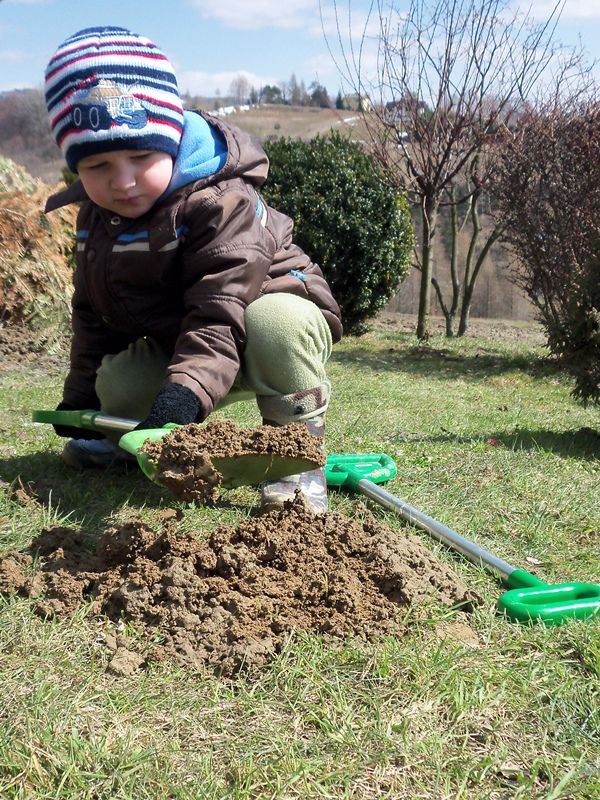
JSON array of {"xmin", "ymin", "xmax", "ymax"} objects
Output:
[{"xmin": 0, "ymin": 322, "xmax": 599, "ymax": 799}]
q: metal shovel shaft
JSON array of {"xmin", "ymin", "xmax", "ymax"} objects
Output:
[
  {"xmin": 82, "ymin": 413, "xmax": 139, "ymax": 433},
  {"xmin": 32, "ymin": 409, "xmax": 140, "ymax": 434},
  {"xmin": 329, "ymin": 459, "xmax": 599, "ymax": 623},
  {"xmin": 355, "ymin": 477, "xmax": 517, "ymax": 582}
]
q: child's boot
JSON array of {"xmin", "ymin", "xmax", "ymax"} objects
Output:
[
  {"xmin": 256, "ymin": 382, "xmax": 329, "ymax": 514},
  {"xmin": 61, "ymin": 438, "xmax": 136, "ymax": 470}
]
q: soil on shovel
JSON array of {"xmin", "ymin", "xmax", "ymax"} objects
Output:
[
  {"xmin": 0, "ymin": 498, "xmax": 479, "ymax": 677},
  {"xmin": 141, "ymin": 418, "xmax": 326, "ymax": 503}
]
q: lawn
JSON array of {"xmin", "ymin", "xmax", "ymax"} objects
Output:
[{"xmin": 0, "ymin": 318, "xmax": 598, "ymax": 799}]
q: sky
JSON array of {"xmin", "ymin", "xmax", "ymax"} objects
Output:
[{"xmin": 1, "ymin": 0, "xmax": 600, "ymax": 98}]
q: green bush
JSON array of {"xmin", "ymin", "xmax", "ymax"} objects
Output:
[{"xmin": 263, "ymin": 133, "xmax": 414, "ymax": 334}]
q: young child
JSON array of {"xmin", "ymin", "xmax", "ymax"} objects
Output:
[{"xmin": 44, "ymin": 26, "xmax": 343, "ymax": 513}]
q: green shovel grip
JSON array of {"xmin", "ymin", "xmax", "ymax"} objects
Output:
[
  {"xmin": 498, "ymin": 581, "xmax": 600, "ymax": 625},
  {"xmin": 33, "ymin": 409, "xmax": 104, "ymax": 430},
  {"xmin": 325, "ymin": 453, "xmax": 397, "ymax": 488}
]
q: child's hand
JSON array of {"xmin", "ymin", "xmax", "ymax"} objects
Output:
[{"xmin": 136, "ymin": 384, "xmax": 200, "ymax": 430}]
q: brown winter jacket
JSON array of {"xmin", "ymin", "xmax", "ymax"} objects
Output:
[{"xmin": 45, "ymin": 111, "xmax": 343, "ymax": 421}]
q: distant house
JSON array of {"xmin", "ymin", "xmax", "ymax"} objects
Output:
[
  {"xmin": 384, "ymin": 97, "xmax": 427, "ymax": 125},
  {"xmin": 343, "ymin": 94, "xmax": 372, "ymax": 112}
]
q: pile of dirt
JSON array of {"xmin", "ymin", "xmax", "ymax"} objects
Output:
[
  {"xmin": 0, "ymin": 161, "xmax": 75, "ymax": 324},
  {"xmin": 0, "ymin": 499, "xmax": 478, "ymax": 677},
  {"xmin": 142, "ymin": 419, "xmax": 326, "ymax": 503},
  {"xmin": 0, "ymin": 320, "xmax": 71, "ymax": 367}
]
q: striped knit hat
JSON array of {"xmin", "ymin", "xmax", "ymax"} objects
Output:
[{"xmin": 45, "ymin": 26, "xmax": 184, "ymax": 172}]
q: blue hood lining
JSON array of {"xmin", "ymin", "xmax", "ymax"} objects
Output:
[{"xmin": 163, "ymin": 110, "xmax": 228, "ymax": 197}]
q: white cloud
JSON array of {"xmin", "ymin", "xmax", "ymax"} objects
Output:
[
  {"xmin": 316, "ymin": 3, "xmax": 381, "ymax": 40},
  {"xmin": 178, "ymin": 68, "xmax": 275, "ymax": 96},
  {"xmin": 186, "ymin": 0, "xmax": 385, "ymax": 38},
  {"xmin": 303, "ymin": 52, "xmax": 338, "ymax": 74},
  {"xmin": 186, "ymin": 0, "xmax": 318, "ymax": 30},
  {"xmin": 301, "ymin": 51, "xmax": 339, "ymax": 85},
  {"xmin": 0, "ymin": 50, "xmax": 29, "ymax": 63},
  {"xmin": 514, "ymin": 0, "xmax": 600, "ymax": 20}
]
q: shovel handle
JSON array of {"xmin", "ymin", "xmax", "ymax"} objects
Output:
[
  {"xmin": 353, "ymin": 475, "xmax": 521, "ymax": 582},
  {"xmin": 351, "ymin": 473, "xmax": 600, "ymax": 625},
  {"xmin": 33, "ymin": 409, "xmax": 140, "ymax": 433}
]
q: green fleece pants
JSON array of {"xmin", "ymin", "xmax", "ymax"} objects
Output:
[{"xmin": 94, "ymin": 294, "xmax": 333, "ymax": 422}]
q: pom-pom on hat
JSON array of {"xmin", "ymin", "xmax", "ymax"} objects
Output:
[{"xmin": 45, "ymin": 26, "xmax": 184, "ymax": 172}]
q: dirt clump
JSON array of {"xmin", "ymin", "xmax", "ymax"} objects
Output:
[
  {"xmin": 142, "ymin": 418, "xmax": 325, "ymax": 503},
  {"xmin": 0, "ymin": 498, "xmax": 478, "ymax": 677}
]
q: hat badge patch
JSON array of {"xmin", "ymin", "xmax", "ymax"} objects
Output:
[{"xmin": 72, "ymin": 79, "xmax": 148, "ymax": 131}]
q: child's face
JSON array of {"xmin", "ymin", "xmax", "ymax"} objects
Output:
[{"xmin": 76, "ymin": 150, "xmax": 174, "ymax": 218}]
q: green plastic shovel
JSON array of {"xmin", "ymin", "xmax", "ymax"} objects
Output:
[
  {"xmin": 325, "ymin": 453, "xmax": 600, "ymax": 626},
  {"xmin": 32, "ymin": 409, "xmax": 322, "ymax": 489}
]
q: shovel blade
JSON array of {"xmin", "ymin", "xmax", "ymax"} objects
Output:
[
  {"xmin": 498, "ymin": 581, "xmax": 600, "ymax": 625},
  {"xmin": 213, "ymin": 453, "xmax": 322, "ymax": 488},
  {"xmin": 119, "ymin": 428, "xmax": 322, "ymax": 488},
  {"xmin": 118, "ymin": 426, "xmax": 178, "ymax": 481}
]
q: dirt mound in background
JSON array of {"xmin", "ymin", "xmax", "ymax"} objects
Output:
[
  {"xmin": 0, "ymin": 499, "xmax": 478, "ymax": 677},
  {"xmin": 0, "ymin": 163, "xmax": 75, "ymax": 324},
  {"xmin": 0, "ymin": 156, "xmax": 41, "ymax": 194},
  {"xmin": 143, "ymin": 419, "xmax": 326, "ymax": 503}
]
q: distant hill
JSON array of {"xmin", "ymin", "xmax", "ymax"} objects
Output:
[{"xmin": 210, "ymin": 104, "xmax": 366, "ymax": 143}]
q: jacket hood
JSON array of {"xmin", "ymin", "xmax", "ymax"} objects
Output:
[{"xmin": 162, "ymin": 110, "xmax": 228, "ymax": 198}]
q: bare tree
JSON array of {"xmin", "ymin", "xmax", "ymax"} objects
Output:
[
  {"xmin": 289, "ymin": 74, "xmax": 302, "ymax": 105},
  {"xmin": 327, "ymin": 0, "xmax": 571, "ymax": 338},
  {"xmin": 277, "ymin": 80, "xmax": 289, "ymax": 103},
  {"xmin": 432, "ymin": 146, "xmax": 504, "ymax": 336},
  {"xmin": 229, "ymin": 74, "xmax": 251, "ymax": 105}
]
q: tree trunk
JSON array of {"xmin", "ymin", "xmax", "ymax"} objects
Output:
[
  {"xmin": 431, "ymin": 276, "xmax": 454, "ymax": 336},
  {"xmin": 446, "ymin": 187, "xmax": 462, "ymax": 336},
  {"xmin": 457, "ymin": 187, "xmax": 481, "ymax": 336},
  {"xmin": 433, "ymin": 186, "xmax": 474, "ymax": 337},
  {"xmin": 417, "ymin": 194, "xmax": 438, "ymax": 340},
  {"xmin": 458, "ymin": 213, "xmax": 501, "ymax": 336}
]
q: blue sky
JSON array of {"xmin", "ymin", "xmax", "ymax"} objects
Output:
[{"xmin": 1, "ymin": 0, "xmax": 600, "ymax": 97}]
